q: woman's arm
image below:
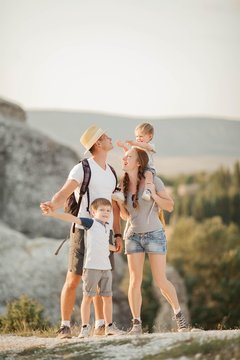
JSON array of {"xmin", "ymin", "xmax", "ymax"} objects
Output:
[
  {"xmin": 117, "ymin": 201, "xmax": 130, "ymax": 221},
  {"xmin": 147, "ymin": 183, "xmax": 174, "ymax": 212}
]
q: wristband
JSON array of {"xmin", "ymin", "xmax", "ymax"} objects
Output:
[{"xmin": 114, "ymin": 233, "xmax": 122, "ymax": 238}]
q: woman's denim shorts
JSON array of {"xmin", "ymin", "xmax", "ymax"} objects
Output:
[{"xmin": 125, "ymin": 229, "xmax": 167, "ymax": 254}]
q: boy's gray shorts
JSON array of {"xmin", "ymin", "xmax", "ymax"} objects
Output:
[
  {"xmin": 82, "ymin": 269, "xmax": 112, "ymax": 297},
  {"xmin": 68, "ymin": 229, "xmax": 114, "ymax": 275}
]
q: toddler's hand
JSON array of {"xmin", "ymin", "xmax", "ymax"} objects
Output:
[{"xmin": 116, "ymin": 140, "xmax": 125, "ymax": 148}]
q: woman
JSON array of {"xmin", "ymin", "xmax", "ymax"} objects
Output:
[{"xmin": 117, "ymin": 146, "xmax": 189, "ymax": 334}]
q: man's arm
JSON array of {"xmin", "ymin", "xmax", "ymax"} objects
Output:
[{"xmin": 40, "ymin": 179, "xmax": 79, "ymax": 213}]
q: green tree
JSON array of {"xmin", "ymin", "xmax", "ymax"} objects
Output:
[{"xmin": 168, "ymin": 217, "xmax": 240, "ymax": 329}]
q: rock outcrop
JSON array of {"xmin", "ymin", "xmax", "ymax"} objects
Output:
[
  {"xmin": 0, "ymin": 223, "xmax": 130, "ymax": 327},
  {"xmin": 0, "ymin": 98, "xmax": 26, "ymax": 123},
  {"xmin": 0, "ymin": 103, "xmax": 79, "ymax": 238}
]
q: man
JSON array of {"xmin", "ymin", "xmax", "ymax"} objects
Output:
[{"xmin": 40, "ymin": 125, "xmax": 123, "ymax": 338}]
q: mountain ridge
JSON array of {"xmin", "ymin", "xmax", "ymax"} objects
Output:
[{"xmin": 27, "ymin": 110, "xmax": 240, "ymax": 175}]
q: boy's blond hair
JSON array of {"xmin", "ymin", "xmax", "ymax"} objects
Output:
[
  {"xmin": 91, "ymin": 198, "xmax": 112, "ymax": 211},
  {"xmin": 135, "ymin": 123, "xmax": 154, "ymax": 138}
]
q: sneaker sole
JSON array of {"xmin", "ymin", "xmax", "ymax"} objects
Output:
[{"xmin": 57, "ymin": 334, "xmax": 72, "ymax": 339}]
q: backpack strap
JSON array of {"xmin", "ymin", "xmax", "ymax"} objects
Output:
[
  {"xmin": 108, "ymin": 164, "xmax": 118, "ymax": 191},
  {"xmin": 72, "ymin": 159, "xmax": 91, "ymax": 233}
]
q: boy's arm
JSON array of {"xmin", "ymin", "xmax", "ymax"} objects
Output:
[
  {"xmin": 126, "ymin": 140, "xmax": 155, "ymax": 152},
  {"xmin": 43, "ymin": 211, "xmax": 81, "ymax": 225}
]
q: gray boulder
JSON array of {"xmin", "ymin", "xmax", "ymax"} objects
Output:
[
  {"xmin": 0, "ymin": 114, "xmax": 79, "ymax": 239},
  {"xmin": 0, "ymin": 223, "xmax": 130, "ymax": 327},
  {"xmin": 0, "ymin": 98, "xmax": 26, "ymax": 123}
]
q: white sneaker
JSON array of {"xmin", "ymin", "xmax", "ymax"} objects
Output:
[
  {"xmin": 78, "ymin": 324, "xmax": 91, "ymax": 338},
  {"xmin": 128, "ymin": 319, "xmax": 142, "ymax": 335},
  {"xmin": 112, "ymin": 191, "xmax": 125, "ymax": 202},
  {"xmin": 142, "ymin": 189, "xmax": 151, "ymax": 201},
  {"xmin": 105, "ymin": 323, "xmax": 125, "ymax": 336}
]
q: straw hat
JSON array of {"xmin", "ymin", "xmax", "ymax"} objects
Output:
[{"xmin": 80, "ymin": 125, "xmax": 107, "ymax": 154}]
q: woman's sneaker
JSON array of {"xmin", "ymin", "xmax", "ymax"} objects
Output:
[
  {"xmin": 105, "ymin": 323, "xmax": 125, "ymax": 336},
  {"xmin": 175, "ymin": 311, "xmax": 189, "ymax": 332},
  {"xmin": 142, "ymin": 189, "xmax": 151, "ymax": 201},
  {"xmin": 112, "ymin": 191, "xmax": 125, "ymax": 202},
  {"xmin": 78, "ymin": 324, "xmax": 91, "ymax": 338},
  {"xmin": 128, "ymin": 319, "xmax": 142, "ymax": 335},
  {"xmin": 93, "ymin": 324, "xmax": 105, "ymax": 336},
  {"xmin": 56, "ymin": 325, "xmax": 71, "ymax": 339}
]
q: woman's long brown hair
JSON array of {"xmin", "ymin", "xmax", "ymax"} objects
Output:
[{"xmin": 122, "ymin": 147, "xmax": 149, "ymax": 208}]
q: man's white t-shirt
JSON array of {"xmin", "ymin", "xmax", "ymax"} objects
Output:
[{"xmin": 68, "ymin": 158, "xmax": 116, "ymax": 228}]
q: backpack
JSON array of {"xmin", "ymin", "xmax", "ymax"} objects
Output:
[{"xmin": 64, "ymin": 159, "xmax": 118, "ymax": 233}]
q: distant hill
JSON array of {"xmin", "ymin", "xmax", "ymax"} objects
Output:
[{"xmin": 27, "ymin": 110, "xmax": 240, "ymax": 175}]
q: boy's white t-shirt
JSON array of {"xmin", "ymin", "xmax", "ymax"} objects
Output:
[
  {"xmin": 68, "ymin": 158, "xmax": 116, "ymax": 228},
  {"xmin": 81, "ymin": 218, "xmax": 111, "ymax": 270}
]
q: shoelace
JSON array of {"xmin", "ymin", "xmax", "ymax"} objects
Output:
[
  {"xmin": 56, "ymin": 325, "xmax": 69, "ymax": 333},
  {"xmin": 176, "ymin": 314, "xmax": 188, "ymax": 329}
]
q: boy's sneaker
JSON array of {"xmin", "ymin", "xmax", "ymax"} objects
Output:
[
  {"xmin": 142, "ymin": 189, "xmax": 151, "ymax": 201},
  {"xmin": 112, "ymin": 191, "xmax": 125, "ymax": 203},
  {"xmin": 93, "ymin": 324, "xmax": 105, "ymax": 336},
  {"xmin": 56, "ymin": 325, "xmax": 71, "ymax": 339},
  {"xmin": 105, "ymin": 323, "xmax": 125, "ymax": 336},
  {"xmin": 175, "ymin": 311, "xmax": 190, "ymax": 332},
  {"xmin": 128, "ymin": 319, "xmax": 142, "ymax": 335},
  {"xmin": 78, "ymin": 324, "xmax": 91, "ymax": 338}
]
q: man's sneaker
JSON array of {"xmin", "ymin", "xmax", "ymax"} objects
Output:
[
  {"xmin": 112, "ymin": 191, "xmax": 125, "ymax": 203},
  {"xmin": 128, "ymin": 319, "xmax": 142, "ymax": 335},
  {"xmin": 175, "ymin": 311, "xmax": 190, "ymax": 332},
  {"xmin": 78, "ymin": 324, "xmax": 91, "ymax": 338},
  {"xmin": 56, "ymin": 325, "xmax": 71, "ymax": 339},
  {"xmin": 142, "ymin": 189, "xmax": 151, "ymax": 201},
  {"xmin": 93, "ymin": 324, "xmax": 105, "ymax": 336},
  {"xmin": 105, "ymin": 323, "xmax": 125, "ymax": 336}
]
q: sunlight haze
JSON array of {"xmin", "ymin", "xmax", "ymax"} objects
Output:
[{"xmin": 0, "ymin": 0, "xmax": 240, "ymax": 118}]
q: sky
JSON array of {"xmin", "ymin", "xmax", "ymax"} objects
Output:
[{"xmin": 0, "ymin": 0, "xmax": 240, "ymax": 118}]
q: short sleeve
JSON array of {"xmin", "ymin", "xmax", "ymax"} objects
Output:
[
  {"xmin": 80, "ymin": 218, "xmax": 93, "ymax": 230},
  {"xmin": 68, "ymin": 163, "xmax": 84, "ymax": 185},
  {"xmin": 154, "ymin": 176, "xmax": 165, "ymax": 192}
]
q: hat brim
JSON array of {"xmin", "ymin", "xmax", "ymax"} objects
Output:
[{"xmin": 83, "ymin": 128, "xmax": 108, "ymax": 154}]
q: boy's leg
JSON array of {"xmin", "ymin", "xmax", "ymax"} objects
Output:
[
  {"xmin": 93, "ymin": 232, "xmax": 114, "ymax": 335},
  {"xmin": 81, "ymin": 295, "xmax": 93, "ymax": 325},
  {"xmin": 142, "ymin": 170, "xmax": 154, "ymax": 201},
  {"xmin": 144, "ymin": 170, "xmax": 154, "ymax": 186},
  {"xmin": 102, "ymin": 296, "xmax": 112, "ymax": 325}
]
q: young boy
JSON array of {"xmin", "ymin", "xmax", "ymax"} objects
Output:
[
  {"xmin": 44, "ymin": 198, "xmax": 124, "ymax": 338},
  {"xmin": 115, "ymin": 122, "xmax": 156, "ymax": 201}
]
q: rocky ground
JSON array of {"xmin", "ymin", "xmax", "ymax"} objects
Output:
[{"xmin": 0, "ymin": 330, "xmax": 239, "ymax": 360}]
